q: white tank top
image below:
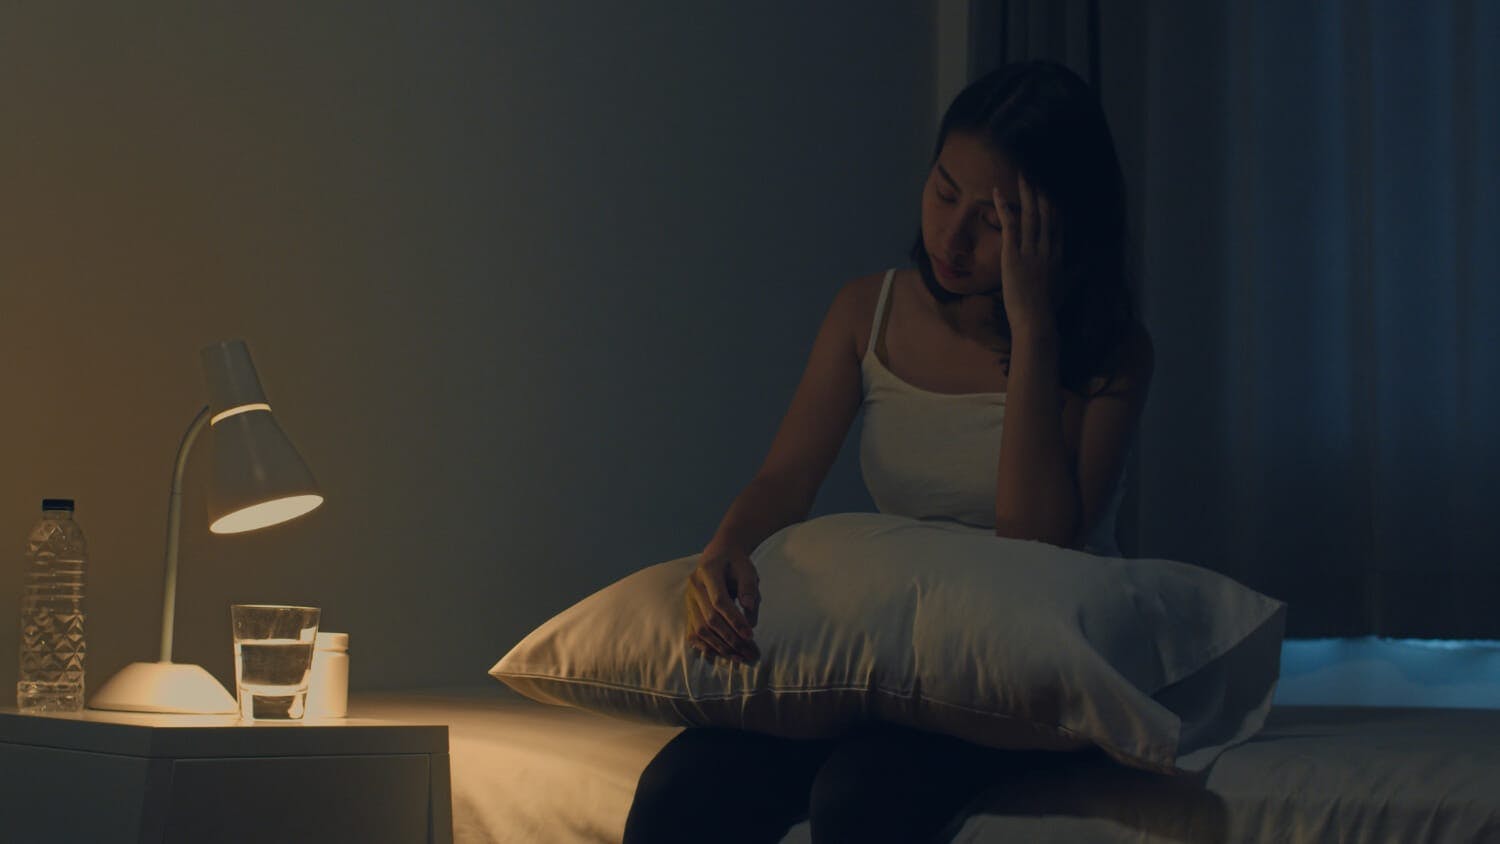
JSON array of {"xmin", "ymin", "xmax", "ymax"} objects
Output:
[{"xmin": 857, "ymin": 268, "xmax": 1126, "ymax": 556}]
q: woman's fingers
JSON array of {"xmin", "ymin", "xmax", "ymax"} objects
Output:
[
  {"xmin": 1011, "ymin": 173, "xmax": 1060, "ymax": 261},
  {"xmin": 994, "ymin": 187, "xmax": 1016, "ymax": 257},
  {"xmin": 699, "ymin": 625, "xmax": 740, "ymax": 661},
  {"xmin": 729, "ymin": 563, "xmax": 761, "ymax": 628},
  {"xmin": 690, "ymin": 636, "xmax": 733, "ymax": 666},
  {"xmin": 686, "ymin": 578, "xmax": 757, "ymax": 662},
  {"xmin": 686, "ymin": 598, "xmax": 735, "ymax": 661},
  {"xmin": 705, "ymin": 610, "xmax": 757, "ymax": 662},
  {"xmin": 685, "ymin": 584, "xmax": 728, "ymax": 659},
  {"xmin": 688, "ymin": 633, "xmax": 713, "ymax": 658},
  {"xmin": 1036, "ymin": 190, "xmax": 1052, "ymax": 258},
  {"xmin": 698, "ymin": 567, "xmax": 755, "ymax": 642}
]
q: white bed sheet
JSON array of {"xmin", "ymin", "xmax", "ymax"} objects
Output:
[
  {"xmin": 354, "ymin": 683, "xmax": 678, "ymax": 843},
  {"xmin": 353, "ymin": 683, "xmax": 1500, "ymax": 844}
]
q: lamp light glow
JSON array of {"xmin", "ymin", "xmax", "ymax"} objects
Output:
[
  {"xmin": 211, "ymin": 403, "xmax": 272, "ymax": 426},
  {"xmin": 211, "ymin": 494, "xmax": 324, "ymax": 534}
]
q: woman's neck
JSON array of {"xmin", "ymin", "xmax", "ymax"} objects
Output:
[{"xmin": 937, "ymin": 297, "xmax": 1010, "ymax": 354}]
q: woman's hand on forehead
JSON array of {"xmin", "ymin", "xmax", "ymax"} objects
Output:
[{"xmin": 993, "ymin": 173, "xmax": 1063, "ymax": 331}]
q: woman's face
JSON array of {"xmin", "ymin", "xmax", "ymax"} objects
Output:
[{"xmin": 920, "ymin": 131, "xmax": 1024, "ymax": 299}]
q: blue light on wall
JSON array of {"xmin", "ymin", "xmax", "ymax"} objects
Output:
[{"xmin": 1274, "ymin": 637, "xmax": 1500, "ymax": 709}]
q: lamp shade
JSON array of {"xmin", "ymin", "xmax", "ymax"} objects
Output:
[
  {"xmin": 200, "ymin": 340, "xmax": 323, "ymax": 534},
  {"xmin": 89, "ymin": 339, "xmax": 323, "ymax": 714}
]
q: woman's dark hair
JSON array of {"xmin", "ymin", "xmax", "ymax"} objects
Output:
[{"xmin": 909, "ymin": 60, "xmax": 1138, "ymax": 397}]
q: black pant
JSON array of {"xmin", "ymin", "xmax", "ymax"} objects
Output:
[{"xmin": 622, "ymin": 722, "xmax": 1052, "ymax": 844}]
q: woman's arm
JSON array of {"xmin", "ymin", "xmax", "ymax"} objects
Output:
[
  {"xmin": 701, "ymin": 474, "xmax": 819, "ymax": 557},
  {"xmin": 1072, "ymin": 325, "xmax": 1154, "ymax": 547},
  {"xmin": 993, "ymin": 322, "xmax": 1078, "ymax": 546},
  {"xmin": 702, "ymin": 275, "xmax": 868, "ymax": 556},
  {"xmin": 994, "ymin": 320, "xmax": 1154, "ymax": 549},
  {"xmin": 990, "ymin": 175, "xmax": 1078, "ymax": 545},
  {"xmin": 996, "ymin": 323, "xmax": 1080, "ymax": 548},
  {"xmin": 989, "ymin": 175, "xmax": 1152, "ymax": 548}
]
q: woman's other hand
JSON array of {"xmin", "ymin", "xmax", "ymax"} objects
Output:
[
  {"xmin": 685, "ymin": 546, "xmax": 761, "ymax": 665},
  {"xmin": 995, "ymin": 174, "xmax": 1063, "ymax": 331}
]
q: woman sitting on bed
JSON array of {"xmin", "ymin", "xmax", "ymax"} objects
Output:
[{"xmin": 624, "ymin": 60, "xmax": 1155, "ymax": 844}]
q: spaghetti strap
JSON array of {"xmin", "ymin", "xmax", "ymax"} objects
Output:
[{"xmin": 867, "ymin": 268, "xmax": 897, "ymax": 359}]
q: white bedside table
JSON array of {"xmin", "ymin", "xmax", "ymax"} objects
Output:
[{"xmin": 0, "ymin": 700, "xmax": 452, "ymax": 844}]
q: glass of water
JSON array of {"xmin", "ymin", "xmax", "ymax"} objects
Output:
[{"xmin": 230, "ymin": 604, "xmax": 321, "ymax": 721}]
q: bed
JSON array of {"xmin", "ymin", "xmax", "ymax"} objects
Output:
[{"xmin": 353, "ymin": 682, "xmax": 1500, "ymax": 843}]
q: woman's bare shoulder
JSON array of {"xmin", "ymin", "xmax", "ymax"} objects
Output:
[
  {"xmin": 839, "ymin": 268, "xmax": 892, "ymax": 301},
  {"xmin": 838, "ymin": 268, "xmax": 901, "ymax": 356}
]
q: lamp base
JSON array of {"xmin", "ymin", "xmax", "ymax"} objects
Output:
[{"xmin": 89, "ymin": 661, "xmax": 238, "ymax": 714}]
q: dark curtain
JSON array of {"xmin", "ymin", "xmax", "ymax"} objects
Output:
[
  {"xmin": 968, "ymin": 0, "xmax": 1100, "ymax": 89},
  {"xmin": 969, "ymin": 0, "xmax": 1500, "ymax": 639}
]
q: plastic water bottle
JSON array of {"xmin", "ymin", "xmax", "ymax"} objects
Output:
[{"xmin": 17, "ymin": 499, "xmax": 89, "ymax": 713}]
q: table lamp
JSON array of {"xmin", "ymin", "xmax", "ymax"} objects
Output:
[{"xmin": 89, "ymin": 339, "xmax": 324, "ymax": 714}]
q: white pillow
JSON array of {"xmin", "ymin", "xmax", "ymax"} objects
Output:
[{"xmin": 490, "ymin": 513, "xmax": 1286, "ymax": 776}]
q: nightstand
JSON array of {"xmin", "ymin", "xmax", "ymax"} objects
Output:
[{"xmin": 0, "ymin": 702, "xmax": 452, "ymax": 844}]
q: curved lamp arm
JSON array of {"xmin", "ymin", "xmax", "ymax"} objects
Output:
[{"xmin": 159, "ymin": 404, "xmax": 212, "ymax": 663}]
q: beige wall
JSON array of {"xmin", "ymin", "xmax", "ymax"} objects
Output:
[{"xmin": 0, "ymin": 3, "xmax": 937, "ymax": 694}]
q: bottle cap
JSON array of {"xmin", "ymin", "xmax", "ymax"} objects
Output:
[
  {"xmin": 41, "ymin": 499, "xmax": 75, "ymax": 512},
  {"xmin": 315, "ymin": 631, "xmax": 349, "ymax": 651}
]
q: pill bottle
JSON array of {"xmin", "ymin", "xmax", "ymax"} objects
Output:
[{"xmin": 306, "ymin": 631, "xmax": 349, "ymax": 718}]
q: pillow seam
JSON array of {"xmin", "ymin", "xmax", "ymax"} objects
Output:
[{"xmin": 494, "ymin": 670, "xmax": 1175, "ymax": 770}]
